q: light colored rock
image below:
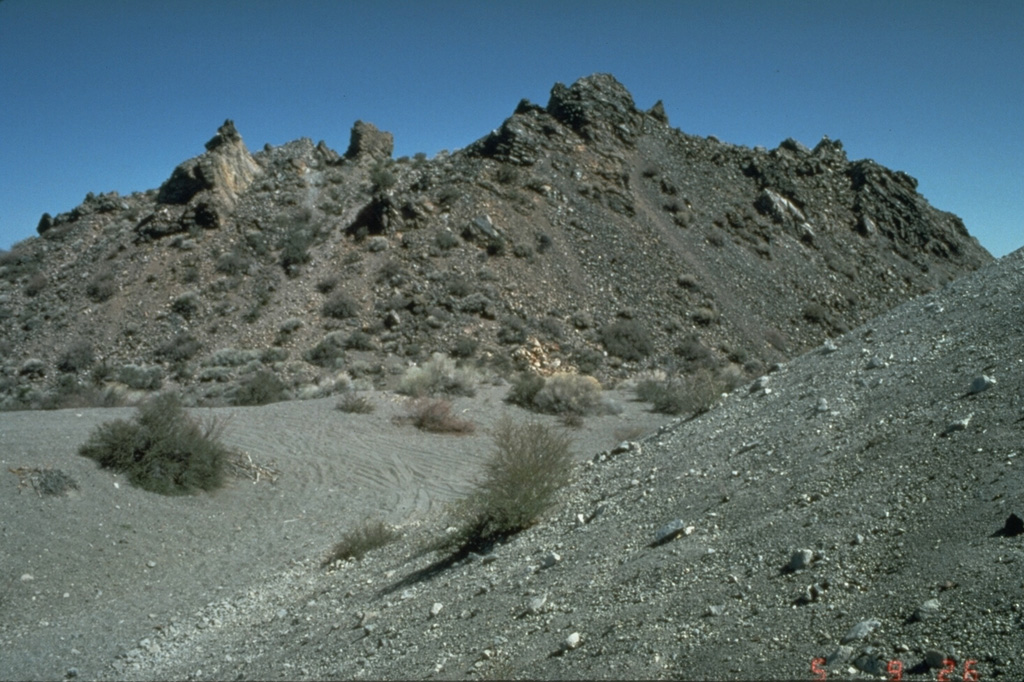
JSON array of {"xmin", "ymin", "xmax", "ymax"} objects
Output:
[
  {"xmin": 840, "ymin": 618, "xmax": 880, "ymax": 644},
  {"xmin": 564, "ymin": 632, "xmax": 581, "ymax": 650},
  {"xmin": 786, "ymin": 549, "xmax": 814, "ymax": 572}
]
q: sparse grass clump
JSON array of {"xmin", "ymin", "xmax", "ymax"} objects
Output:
[
  {"xmin": 336, "ymin": 392, "xmax": 375, "ymax": 414},
  {"xmin": 323, "ymin": 519, "xmax": 399, "ymax": 565},
  {"xmin": 398, "ymin": 353, "xmax": 478, "ymax": 398},
  {"xmin": 78, "ymin": 393, "xmax": 232, "ymax": 495},
  {"xmin": 399, "ymin": 398, "xmax": 475, "ymax": 434},
  {"xmin": 447, "ymin": 417, "xmax": 573, "ymax": 552}
]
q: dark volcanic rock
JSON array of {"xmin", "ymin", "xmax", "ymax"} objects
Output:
[{"xmin": 344, "ymin": 120, "xmax": 394, "ymax": 162}]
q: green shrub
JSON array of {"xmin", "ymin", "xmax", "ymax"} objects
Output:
[
  {"xmin": 321, "ymin": 291, "xmax": 360, "ymax": 319},
  {"xmin": 118, "ymin": 364, "xmax": 163, "ymax": 390},
  {"xmin": 635, "ymin": 369, "xmax": 723, "ymax": 416},
  {"xmin": 399, "ymin": 398, "xmax": 474, "ymax": 434},
  {"xmin": 344, "ymin": 330, "xmax": 376, "ymax": 350},
  {"xmin": 370, "ymin": 163, "xmax": 397, "ymax": 192},
  {"xmin": 450, "ymin": 336, "xmax": 478, "ymax": 358},
  {"xmin": 506, "ymin": 372, "xmax": 545, "ymax": 408},
  {"xmin": 336, "ymin": 392, "xmax": 375, "ymax": 414},
  {"xmin": 233, "ymin": 370, "xmax": 287, "ymax": 406},
  {"xmin": 155, "ymin": 333, "xmax": 202, "ymax": 363},
  {"xmin": 323, "ymin": 519, "xmax": 399, "ymax": 566},
  {"xmin": 24, "ymin": 272, "xmax": 47, "ymax": 297},
  {"xmin": 215, "ymin": 249, "xmax": 250, "ymax": 276},
  {"xmin": 171, "ymin": 292, "xmax": 201, "ymax": 319},
  {"xmin": 86, "ymin": 269, "xmax": 116, "ymax": 303},
  {"xmin": 279, "ymin": 228, "xmax": 314, "ymax": 274},
  {"xmin": 78, "ymin": 393, "xmax": 231, "ymax": 495},
  {"xmin": 398, "ymin": 353, "xmax": 478, "ymax": 397},
  {"xmin": 435, "ymin": 231, "xmax": 460, "ymax": 251},
  {"xmin": 601, "ymin": 319, "xmax": 653, "ymax": 361},
  {"xmin": 447, "ymin": 417, "xmax": 573, "ymax": 552},
  {"xmin": 305, "ymin": 333, "xmax": 347, "ymax": 368},
  {"xmin": 57, "ymin": 340, "xmax": 95, "ymax": 373}
]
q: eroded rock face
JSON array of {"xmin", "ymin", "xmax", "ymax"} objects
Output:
[
  {"xmin": 157, "ymin": 120, "xmax": 261, "ymax": 206},
  {"xmin": 546, "ymin": 72, "xmax": 643, "ymax": 144},
  {"xmin": 344, "ymin": 120, "xmax": 394, "ymax": 163},
  {"xmin": 149, "ymin": 120, "xmax": 262, "ymax": 234}
]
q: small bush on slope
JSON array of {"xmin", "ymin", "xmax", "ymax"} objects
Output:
[
  {"xmin": 78, "ymin": 393, "xmax": 231, "ymax": 495},
  {"xmin": 447, "ymin": 417, "xmax": 573, "ymax": 553},
  {"xmin": 398, "ymin": 398, "xmax": 475, "ymax": 434}
]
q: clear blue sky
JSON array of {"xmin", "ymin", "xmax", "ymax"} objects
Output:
[{"xmin": 1, "ymin": 1, "xmax": 1021, "ymax": 257}]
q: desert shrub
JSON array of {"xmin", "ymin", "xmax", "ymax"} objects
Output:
[
  {"xmin": 398, "ymin": 353, "xmax": 478, "ymax": 397},
  {"xmin": 536, "ymin": 233, "xmax": 553, "ymax": 253},
  {"xmin": 323, "ymin": 519, "xmax": 399, "ymax": 565},
  {"xmin": 204, "ymin": 347, "xmax": 260, "ymax": 368},
  {"xmin": 485, "ymin": 237, "xmax": 506, "ymax": 257},
  {"xmin": 601, "ymin": 319, "xmax": 653, "ymax": 361},
  {"xmin": 532, "ymin": 373, "xmax": 605, "ymax": 416},
  {"xmin": 344, "ymin": 330, "xmax": 376, "ymax": 350},
  {"xmin": 636, "ymin": 369, "xmax": 723, "ymax": 416},
  {"xmin": 505, "ymin": 372, "xmax": 546, "ymax": 408},
  {"xmin": 447, "ymin": 417, "xmax": 573, "ymax": 552},
  {"xmin": 450, "ymin": 336, "xmax": 478, "ymax": 358},
  {"xmin": 118, "ymin": 364, "xmax": 163, "ymax": 390},
  {"xmin": 305, "ymin": 333, "xmax": 347, "ymax": 368},
  {"xmin": 370, "ymin": 162, "xmax": 397, "ymax": 192},
  {"xmin": 279, "ymin": 228, "xmax": 315, "ymax": 274},
  {"xmin": 692, "ymin": 306, "xmax": 719, "ymax": 326},
  {"xmin": 497, "ymin": 316, "xmax": 528, "ymax": 345},
  {"xmin": 215, "ymin": 249, "xmax": 250, "ymax": 276},
  {"xmin": 78, "ymin": 393, "xmax": 231, "ymax": 495},
  {"xmin": 315, "ymin": 276, "xmax": 339, "ymax": 294},
  {"xmin": 336, "ymin": 392, "xmax": 375, "ymax": 414},
  {"xmin": 802, "ymin": 302, "xmax": 829, "ymax": 325},
  {"xmin": 86, "ymin": 268, "xmax": 117, "ymax": 302},
  {"xmin": 24, "ymin": 272, "xmax": 47, "ymax": 297},
  {"xmin": 171, "ymin": 292, "xmax": 201, "ymax": 319},
  {"xmin": 512, "ymin": 243, "xmax": 533, "ymax": 259},
  {"xmin": 435, "ymin": 231, "xmax": 460, "ymax": 251},
  {"xmin": 152, "ymin": 333, "xmax": 200, "ymax": 364},
  {"xmin": 233, "ymin": 370, "xmax": 287, "ymax": 406},
  {"xmin": 537, "ymin": 316, "xmax": 564, "ymax": 340},
  {"xmin": 57, "ymin": 340, "xmax": 95, "ymax": 373},
  {"xmin": 322, "ymin": 291, "xmax": 360, "ymax": 319},
  {"xmin": 400, "ymin": 398, "xmax": 475, "ymax": 434}
]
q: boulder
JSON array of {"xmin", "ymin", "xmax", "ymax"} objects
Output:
[
  {"xmin": 344, "ymin": 120, "xmax": 393, "ymax": 162},
  {"xmin": 157, "ymin": 120, "xmax": 261, "ymax": 206},
  {"xmin": 546, "ymin": 73, "xmax": 642, "ymax": 145}
]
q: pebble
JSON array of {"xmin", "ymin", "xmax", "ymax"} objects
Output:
[
  {"xmin": 924, "ymin": 649, "xmax": 948, "ymax": 669},
  {"xmin": 786, "ymin": 549, "xmax": 814, "ymax": 572},
  {"xmin": 527, "ymin": 595, "xmax": 547, "ymax": 615},
  {"xmin": 704, "ymin": 604, "xmax": 726, "ymax": 617},
  {"xmin": 20, "ymin": 573, "xmax": 33, "ymax": 582},
  {"xmin": 944, "ymin": 414, "xmax": 972, "ymax": 434},
  {"xmin": 429, "ymin": 602, "xmax": 443, "ymax": 618},
  {"xmin": 968, "ymin": 375, "xmax": 996, "ymax": 394},
  {"xmin": 653, "ymin": 519, "xmax": 692, "ymax": 545},
  {"xmin": 564, "ymin": 632, "xmax": 581, "ymax": 650},
  {"xmin": 540, "ymin": 552, "xmax": 561, "ymax": 569},
  {"xmin": 840, "ymin": 618, "xmax": 880, "ymax": 644},
  {"xmin": 911, "ymin": 598, "xmax": 941, "ymax": 622}
]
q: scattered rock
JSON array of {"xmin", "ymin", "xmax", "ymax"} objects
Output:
[
  {"xmin": 943, "ymin": 414, "xmax": 973, "ymax": 435},
  {"xmin": 785, "ymin": 549, "xmax": 815, "ymax": 572},
  {"xmin": 910, "ymin": 598, "xmax": 941, "ymax": 622},
  {"xmin": 968, "ymin": 375, "xmax": 996, "ymax": 394},
  {"xmin": 429, "ymin": 602, "xmax": 443, "ymax": 618},
  {"xmin": 840, "ymin": 618, "xmax": 881, "ymax": 644},
  {"xmin": 996, "ymin": 513, "xmax": 1024, "ymax": 537},
  {"xmin": 563, "ymin": 631, "xmax": 581, "ymax": 651},
  {"xmin": 539, "ymin": 552, "xmax": 561, "ymax": 569}
]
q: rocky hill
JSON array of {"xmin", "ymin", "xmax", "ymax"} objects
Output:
[{"xmin": 0, "ymin": 74, "xmax": 990, "ymax": 409}]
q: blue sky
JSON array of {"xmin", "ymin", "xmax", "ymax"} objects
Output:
[{"xmin": 1, "ymin": 1, "xmax": 1021, "ymax": 257}]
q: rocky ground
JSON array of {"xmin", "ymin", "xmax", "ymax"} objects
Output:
[
  {"xmin": 2, "ymin": 247, "xmax": 1020, "ymax": 680},
  {"xmin": 0, "ymin": 74, "xmax": 990, "ymax": 412}
]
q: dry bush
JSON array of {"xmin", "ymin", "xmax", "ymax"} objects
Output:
[
  {"xmin": 532, "ymin": 373, "xmax": 605, "ymax": 416},
  {"xmin": 635, "ymin": 369, "xmax": 723, "ymax": 416},
  {"xmin": 78, "ymin": 393, "xmax": 231, "ymax": 495},
  {"xmin": 600, "ymin": 319, "xmax": 653, "ymax": 361},
  {"xmin": 446, "ymin": 417, "xmax": 573, "ymax": 552},
  {"xmin": 399, "ymin": 398, "xmax": 475, "ymax": 434},
  {"xmin": 336, "ymin": 392, "xmax": 375, "ymax": 414},
  {"xmin": 398, "ymin": 353, "xmax": 478, "ymax": 398},
  {"xmin": 323, "ymin": 519, "xmax": 400, "ymax": 565}
]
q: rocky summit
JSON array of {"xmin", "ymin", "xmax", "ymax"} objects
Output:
[{"xmin": 0, "ymin": 73, "xmax": 990, "ymax": 410}]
